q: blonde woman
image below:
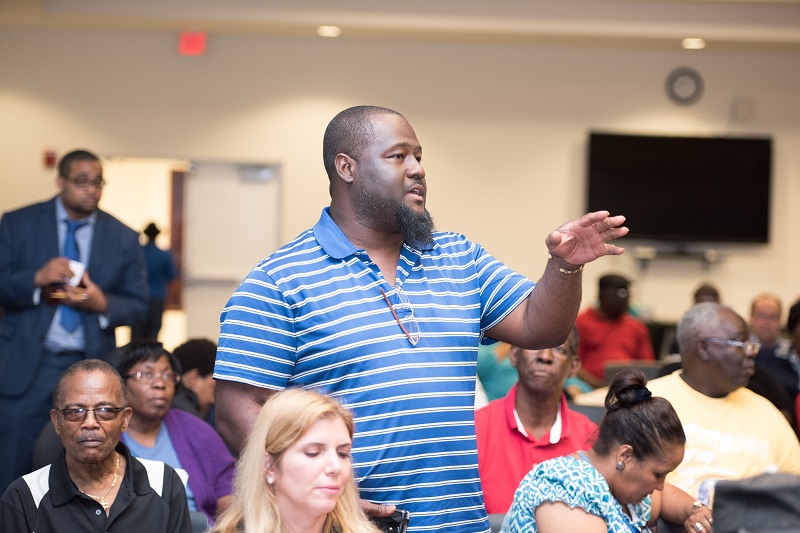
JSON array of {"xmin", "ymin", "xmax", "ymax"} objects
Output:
[{"xmin": 212, "ymin": 389, "xmax": 380, "ymax": 533}]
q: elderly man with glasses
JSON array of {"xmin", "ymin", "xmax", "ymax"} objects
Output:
[
  {"xmin": 0, "ymin": 149, "xmax": 148, "ymax": 492},
  {"xmin": 647, "ymin": 302, "xmax": 800, "ymax": 507},
  {"xmin": 0, "ymin": 359, "xmax": 191, "ymax": 532}
]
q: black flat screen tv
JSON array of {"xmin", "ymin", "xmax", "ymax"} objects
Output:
[{"xmin": 586, "ymin": 132, "xmax": 772, "ymax": 243}]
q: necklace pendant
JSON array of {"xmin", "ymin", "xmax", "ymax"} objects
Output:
[{"xmin": 100, "ymin": 498, "xmax": 109, "ymax": 510}]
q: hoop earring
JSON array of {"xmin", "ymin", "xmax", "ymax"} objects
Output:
[{"xmin": 616, "ymin": 461, "xmax": 625, "ymax": 471}]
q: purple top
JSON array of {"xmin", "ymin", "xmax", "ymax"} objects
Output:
[{"xmin": 123, "ymin": 408, "xmax": 235, "ymax": 522}]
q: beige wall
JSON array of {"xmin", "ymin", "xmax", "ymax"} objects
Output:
[{"xmin": 2, "ymin": 27, "xmax": 800, "ymax": 329}]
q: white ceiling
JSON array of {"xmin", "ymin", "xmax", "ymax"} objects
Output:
[{"xmin": 2, "ymin": 0, "xmax": 800, "ymax": 50}]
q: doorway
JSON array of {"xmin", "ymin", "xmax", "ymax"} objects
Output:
[{"xmin": 102, "ymin": 157, "xmax": 281, "ymax": 350}]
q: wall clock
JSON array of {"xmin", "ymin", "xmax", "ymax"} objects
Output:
[{"xmin": 665, "ymin": 67, "xmax": 703, "ymax": 105}]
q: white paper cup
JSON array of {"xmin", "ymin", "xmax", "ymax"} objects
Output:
[{"xmin": 67, "ymin": 260, "xmax": 85, "ymax": 286}]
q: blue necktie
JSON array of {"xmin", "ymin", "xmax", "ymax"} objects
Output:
[{"xmin": 60, "ymin": 219, "xmax": 88, "ymax": 332}]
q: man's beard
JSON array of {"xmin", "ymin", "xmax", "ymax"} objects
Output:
[
  {"xmin": 353, "ymin": 185, "xmax": 435, "ymax": 246},
  {"xmin": 396, "ymin": 203, "xmax": 435, "ymax": 247}
]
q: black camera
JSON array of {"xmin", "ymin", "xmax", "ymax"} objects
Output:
[{"xmin": 370, "ymin": 509, "xmax": 410, "ymax": 533}]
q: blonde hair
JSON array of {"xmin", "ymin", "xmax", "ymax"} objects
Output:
[{"xmin": 212, "ymin": 389, "xmax": 380, "ymax": 533}]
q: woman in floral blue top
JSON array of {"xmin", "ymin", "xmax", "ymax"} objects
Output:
[{"xmin": 502, "ymin": 369, "xmax": 714, "ymax": 533}]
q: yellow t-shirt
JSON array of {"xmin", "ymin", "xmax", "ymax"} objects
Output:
[{"xmin": 647, "ymin": 371, "xmax": 800, "ymax": 506}]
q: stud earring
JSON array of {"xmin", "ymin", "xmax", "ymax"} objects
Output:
[
  {"xmin": 267, "ymin": 475, "xmax": 274, "ymax": 484},
  {"xmin": 616, "ymin": 461, "xmax": 625, "ymax": 471}
]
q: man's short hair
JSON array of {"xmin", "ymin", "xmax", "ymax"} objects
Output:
[
  {"xmin": 58, "ymin": 149, "xmax": 100, "ymax": 178},
  {"xmin": 172, "ymin": 338, "xmax": 217, "ymax": 377},
  {"xmin": 694, "ymin": 284, "xmax": 720, "ymax": 304},
  {"xmin": 676, "ymin": 302, "xmax": 726, "ymax": 356},
  {"xmin": 598, "ymin": 274, "xmax": 630, "ymax": 291},
  {"xmin": 751, "ymin": 293, "xmax": 782, "ymax": 316},
  {"xmin": 53, "ymin": 359, "xmax": 126, "ymax": 408},
  {"xmin": 322, "ymin": 105, "xmax": 402, "ymax": 182}
]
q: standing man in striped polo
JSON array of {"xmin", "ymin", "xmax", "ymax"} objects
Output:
[{"xmin": 213, "ymin": 105, "xmax": 627, "ymax": 532}]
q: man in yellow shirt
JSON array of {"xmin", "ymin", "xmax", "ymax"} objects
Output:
[{"xmin": 647, "ymin": 302, "xmax": 800, "ymax": 506}]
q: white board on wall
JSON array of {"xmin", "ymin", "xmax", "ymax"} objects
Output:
[{"xmin": 185, "ymin": 160, "xmax": 280, "ymax": 284}]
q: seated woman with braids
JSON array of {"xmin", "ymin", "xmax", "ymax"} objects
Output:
[{"xmin": 501, "ymin": 369, "xmax": 714, "ymax": 533}]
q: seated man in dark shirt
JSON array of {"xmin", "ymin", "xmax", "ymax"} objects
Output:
[{"xmin": 0, "ymin": 359, "xmax": 190, "ymax": 533}]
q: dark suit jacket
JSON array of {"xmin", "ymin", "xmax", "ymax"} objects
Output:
[{"xmin": 0, "ymin": 197, "xmax": 149, "ymax": 397}]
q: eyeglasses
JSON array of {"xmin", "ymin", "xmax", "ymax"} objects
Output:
[
  {"xmin": 379, "ymin": 287, "xmax": 420, "ymax": 346},
  {"xmin": 702, "ymin": 337, "xmax": 761, "ymax": 356},
  {"xmin": 63, "ymin": 175, "xmax": 107, "ymax": 189},
  {"xmin": 57, "ymin": 406, "xmax": 125, "ymax": 422},
  {"xmin": 125, "ymin": 371, "xmax": 181, "ymax": 384}
]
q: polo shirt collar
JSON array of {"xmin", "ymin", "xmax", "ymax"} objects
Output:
[
  {"xmin": 314, "ymin": 208, "xmax": 357, "ymax": 260},
  {"xmin": 505, "ymin": 383, "xmax": 571, "ymax": 444},
  {"xmin": 48, "ymin": 449, "xmax": 81, "ymax": 507},
  {"xmin": 48, "ymin": 442, "xmax": 145, "ymax": 508},
  {"xmin": 314, "ymin": 207, "xmax": 436, "ymax": 260}
]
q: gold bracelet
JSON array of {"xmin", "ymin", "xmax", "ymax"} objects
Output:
[{"xmin": 548, "ymin": 253, "xmax": 584, "ymax": 275}]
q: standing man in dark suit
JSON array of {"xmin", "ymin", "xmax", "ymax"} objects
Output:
[{"xmin": 0, "ymin": 149, "xmax": 149, "ymax": 492}]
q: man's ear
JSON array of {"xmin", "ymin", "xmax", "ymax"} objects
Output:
[
  {"xmin": 50, "ymin": 409, "xmax": 61, "ymax": 437},
  {"xmin": 567, "ymin": 356, "xmax": 581, "ymax": 378},
  {"xmin": 508, "ymin": 346, "xmax": 520, "ymax": 369},
  {"xmin": 334, "ymin": 153, "xmax": 356, "ymax": 184},
  {"xmin": 120, "ymin": 406, "xmax": 133, "ymax": 432},
  {"xmin": 696, "ymin": 338, "xmax": 712, "ymax": 362}
]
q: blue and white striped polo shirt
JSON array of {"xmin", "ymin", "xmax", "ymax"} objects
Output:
[{"xmin": 215, "ymin": 208, "xmax": 535, "ymax": 532}]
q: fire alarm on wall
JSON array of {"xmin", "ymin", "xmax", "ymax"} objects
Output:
[
  {"xmin": 178, "ymin": 31, "xmax": 207, "ymax": 56},
  {"xmin": 44, "ymin": 149, "xmax": 58, "ymax": 169}
]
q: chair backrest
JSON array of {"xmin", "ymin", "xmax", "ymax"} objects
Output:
[
  {"xmin": 602, "ymin": 360, "xmax": 664, "ymax": 387},
  {"xmin": 32, "ymin": 421, "xmax": 65, "ymax": 470},
  {"xmin": 713, "ymin": 473, "xmax": 800, "ymax": 532},
  {"xmin": 566, "ymin": 402, "xmax": 605, "ymax": 424},
  {"xmin": 488, "ymin": 513, "xmax": 505, "ymax": 533},
  {"xmin": 190, "ymin": 511, "xmax": 209, "ymax": 533}
]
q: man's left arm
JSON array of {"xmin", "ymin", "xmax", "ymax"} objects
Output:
[
  {"xmin": 104, "ymin": 231, "xmax": 148, "ymax": 328},
  {"xmin": 73, "ymin": 228, "xmax": 148, "ymax": 328},
  {"xmin": 488, "ymin": 211, "xmax": 627, "ymax": 349}
]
